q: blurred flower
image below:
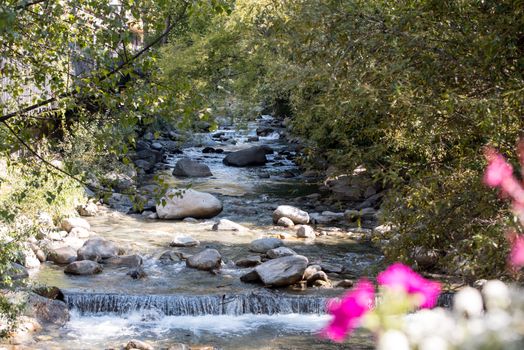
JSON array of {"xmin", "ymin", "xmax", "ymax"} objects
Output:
[
  {"xmin": 509, "ymin": 234, "xmax": 524, "ymax": 268},
  {"xmin": 484, "ymin": 149, "xmax": 513, "ymax": 187},
  {"xmin": 482, "ymin": 280, "xmax": 510, "ymax": 311},
  {"xmin": 321, "ymin": 279, "xmax": 374, "ymax": 342},
  {"xmin": 453, "ymin": 287, "xmax": 483, "ymax": 318},
  {"xmin": 377, "ymin": 330, "xmax": 410, "ymax": 350},
  {"xmin": 377, "ymin": 263, "xmax": 441, "ymax": 308}
]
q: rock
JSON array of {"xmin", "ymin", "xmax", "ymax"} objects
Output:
[
  {"xmin": 172, "ymin": 158, "xmax": 212, "ymax": 177},
  {"xmin": 77, "ymin": 237, "xmax": 119, "ymax": 261},
  {"xmin": 296, "ymin": 225, "xmax": 316, "ymax": 239},
  {"xmin": 32, "ymin": 286, "xmax": 64, "ymax": 300},
  {"xmin": 69, "ymin": 227, "xmax": 91, "ymax": 238},
  {"xmin": 124, "ymin": 339, "xmax": 154, "ymax": 350},
  {"xmin": 249, "ymin": 238, "xmax": 284, "ymax": 253},
  {"xmin": 276, "ymin": 217, "xmax": 294, "ymax": 228},
  {"xmin": 320, "ymin": 262, "xmax": 343, "ymax": 274},
  {"xmin": 306, "ymin": 271, "xmax": 329, "ymax": 285},
  {"xmin": 359, "ymin": 207, "xmax": 377, "ymax": 220},
  {"xmin": 77, "ymin": 202, "xmax": 98, "ymax": 217},
  {"xmin": 21, "ymin": 246, "xmax": 40, "ymax": 269},
  {"xmin": 266, "ymin": 247, "xmax": 296, "ymax": 259},
  {"xmin": 127, "ymin": 267, "xmax": 146, "ymax": 279},
  {"xmin": 156, "ymin": 189, "xmax": 223, "ymax": 219},
  {"xmin": 103, "ymin": 254, "xmax": 143, "ymax": 268},
  {"xmin": 202, "ymin": 147, "xmax": 223, "ymax": 154},
  {"xmin": 158, "ymin": 250, "xmax": 181, "ymax": 263},
  {"xmin": 135, "ymin": 159, "xmax": 153, "ymax": 172},
  {"xmin": 182, "ymin": 217, "xmax": 198, "ymax": 223},
  {"xmin": 272, "ymin": 205, "xmax": 309, "ymax": 224},
  {"xmin": 148, "ymin": 212, "xmax": 158, "ymax": 220},
  {"xmin": 26, "ymin": 293, "xmax": 69, "ymax": 326},
  {"xmin": 6, "ymin": 262, "xmax": 29, "ymax": 280},
  {"xmin": 170, "ymin": 235, "xmax": 200, "ymax": 247},
  {"xmin": 211, "ymin": 219, "xmax": 248, "ymax": 232},
  {"xmin": 235, "ymin": 255, "xmax": 262, "ymax": 267},
  {"xmin": 240, "ymin": 269, "xmax": 260, "ymax": 283},
  {"xmin": 255, "ymin": 255, "xmax": 308, "ymax": 287},
  {"xmin": 48, "ymin": 247, "xmax": 77, "ymax": 264},
  {"xmin": 256, "ymin": 126, "xmax": 274, "ymax": 136},
  {"xmin": 313, "ymin": 279, "xmax": 332, "ymax": 288},
  {"xmin": 223, "ymin": 146, "xmax": 268, "ymax": 167},
  {"xmin": 151, "ymin": 142, "xmax": 163, "ymax": 150},
  {"xmin": 186, "ymin": 249, "xmax": 221, "ymax": 271},
  {"xmin": 247, "ymin": 136, "xmax": 259, "ymax": 142},
  {"xmin": 411, "ymin": 247, "xmax": 439, "ymax": 269},
  {"xmin": 335, "ymin": 280, "xmax": 354, "ymax": 288},
  {"xmin": 64, "ymin": 260, "xmax": 103, "ymax": 275},
  {"xmin": 60, "ymin": 217, "xmax": 90, "ymax": 233},
  {"xmin": 303, "ymin": 265, "xmax": 322, "ymax": 280}
]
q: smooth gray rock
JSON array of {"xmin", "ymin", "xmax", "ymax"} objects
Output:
[
  {"xmin": 170, "ymin": 235, "xmax": 200, "ymax": 247},
  {"xmin": 26, "ymin": 293, "xmax": 70, "ymax": 326},
  {"xmin": 156, "ymin": 189, "xmax": 223, "ymax": 219},
  {"xmin": 320, "ymin": 262, "xmax": 343, "ymax": 274},
  {"xmin": 172, "ymin": 158, "xmax": 212, "ymax": 177},
  {"xmin": 296, "ymin": 225, "xmax": 316, "ymax": 239},
  {"xmin": 255, "ymin": 255, "xmax": 308, "ymax": 287},
  {"xmin": 249, "ymin": 238, "xmax": 284, "ymax": 253},
  {"xmin": 272, "ymin": 205, "xmax": 309, "ymax": 224},
  {"xmin": 77, "ymin": 237, "xmax": 119, "ymax": 261},
  {"xmin": 266, "ymin": 247, "xmax": 296, "ymax": 259},
  {"xmin": 60, "ymin": 217, "xmax": 90, "ymax": 232},
  {"xmin": 64, "ymin": 260, "xmax": 103, "ymax": 275},
  {"xmin": 212, "ymin": 219, "xmax": 248, "ymax": 232},
  {"xmin": 223, "ymin": 146, "xmax": 268, "ymax": 167},
  {"xmin": 235, "ymin": 255, "xmax": 262, "ymax": 267},
  {"xmin": 103, "ymin": 254, "xmax": 143, "ymax": 268},
  {"xmin": 48, "ymin": 246, "xmax": 77, "ymax": 264},
  {"xmin": 186, "ymin": 249, "xmax": 221, "ymax": 271},
  {"xmin": 276, "ymin": 217, "xmax": 294, "ymax": 227},
  {"xmin": 240, "ymin": 269, "xmax": 260, "ymax": 283},
  {"xmin": 306, "ymin": 271, "xmax": 329, "ymax": 285}
]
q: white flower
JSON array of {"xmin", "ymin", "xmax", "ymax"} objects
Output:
[
  {"xmin": 453, "ymin": 287, "xmax": 483, "ymax": 318},
  {"xmin": 482, "ymin": 280, "xmax": 510, "ymax": 311},
  {"xmin": 377, "ymin": 330, "xmax": 410, "ymax": 350},
  {"xmin": 419, "ymin": 335, "xmax": 449, "ymax": 350}
]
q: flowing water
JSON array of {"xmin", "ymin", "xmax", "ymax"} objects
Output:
[{"xmin": 31, "ymin": 117, "xmax": 382, "ymax": 349}]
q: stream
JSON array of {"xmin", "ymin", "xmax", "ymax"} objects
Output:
[{"xmin": 31, "ymin": 116, "xmax": 382, "ymax": 349}]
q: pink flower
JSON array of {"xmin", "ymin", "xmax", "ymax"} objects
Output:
[
  {"xmin": 484, "ymin": 150, "xmax": 513, "ymax": 188},
  {"xmin": 377, "ymin": 263, "xmax": 441, "ymax": 308},
  {"xmin": 321, "ymin": 279, "xmax": 374, "ymax": 342},
  {"xmin": 510, "ymin": 234, "xmax": 524, "ymax": 268}
]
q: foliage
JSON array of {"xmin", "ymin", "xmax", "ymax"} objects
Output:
[{"xmin": 159, "ymin": 0, "xmax": 524, "ymax": 278}]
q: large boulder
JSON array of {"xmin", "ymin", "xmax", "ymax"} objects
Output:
[
  {"xmin": 156, "ymin": 189, "xmax": 223, "ymax": 220},
  {"xmin": 60, "ymin": 217, "xmax": 90, "ymax": 233},
  {"xmin": 64, "ymin": 260, "xmax": 103, "ymax": 275},
  {"xmin": 223, "ymin": 146, "xmax": 268, "ymax": 167},
  {"xmin": 172, "ymin": 158, "xmax": 212, "ymax": 177},
  {"xmin": 249, "ymin": 238, "xmax": 284, "ymax": 253},
  {"xmin": 48, "ymin": 247, "xmax": 77, "ymax": 264},
  {"xmin": 170, "ymin": 235, "xmax": 200, "ymax": 247},
  {"xmin": 77, "ymin": 237, "xmax": 119, "ymax": 261},
  {"xmin": 26, "ymin": 293, "xmax": 69, "ymax": 326},
  {"xmin": 102, "ymin": 254, "xmax": 143, "ymax": 268},
  {"xmin": 186, "ymin": 249, "xmax": 222, "ymax": 271},
  {"xmin": 254, "ymin": 255, "xmax": 308, "ymax": 287},
  {"xmin": 272, "ymin": 205, "xmax": 309, "ymax": 225},
  {"xmin": 266, "ymin": 247, "xmax": 296, "ymax": 259}
]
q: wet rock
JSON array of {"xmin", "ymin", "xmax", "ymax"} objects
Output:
[
  {"xmin": 304, "ymin": 266, "xmax": 321, "ymax": 282},
  {"xmin": 156, "ymin": 189, "xmax": 223, "ymax": 219},
  {"xmin": 247, "ymin": 136, "xmax": 259, "ymax": 142},
  {"xmin": 173, "ymin": 158, "xmax": 212, "ymax": 177},
  {"xmin": 320, "ymin": 262, "xmax": 343, "ymax": 274},
  {"xmin": 249, "ymin": 238, "xmax": 284, "ymax": 253},
  {"xmin": 48, "ymin": 246, "xmax": 77, "ymax": 264},
  {"xmin": 124, "ymin": 339, "xmax": 154, "ymax": 350},
  {"xmin": 103, "ymin": 254, "xmax": 143, "ymax": 268},
  {"xmin": 135, "ymin": 159, "xmax": 153, "ymax": 172},
  {"xmin": 64, "ymin": 260, "xmax": 103, "ymax": 275},
  {"xmin": 170, "ymin": 235, "xmax": 200, "ymax": 247},
  {"xmin": 223, "ymin": 146, "xmax": 268, "ymax": 167},
  {"xmin": 77, "ymin": 202, "xmax": 98, "ymax": 217},
  {"xmin": 127, "ymin": 267, "xmax": 147, "ymax": 279},
  {"xmin": 186, "ymin": 249, "xmax": 222, "ymax": 271},
  {"xmin": 306, "ymin": 271, "xmax": 329, "ymax": 285},
  {"xmin": 26, "ymin": 293, "xmax": 69, "ymax": 325},
  {"xmin": 211, "ymin": 219, "xmax": 248, "ymax": 232},
  {"xmin": 255, "ymin": 255, "xmax": 308, "ymax": 287},
  {"xmin": 32, "ymin": 286, "xmax": 64, "ymax": 301},
  {"xmin": 335, "ymin": 280, "xmax": 354, "ymax": 288},
  {"xmin": 235, "ymin": 255, "xmax": 262, "ymax": 267},
  {"xmin": 266, "ymin": 247, "xmax": 296, "ymax": 259},
  {"xmin": 272, "ymin": 205, "xmax": 309, "ymax": 225},
  {"xmin": 256, "ymin": 126, "xmax": 274, "ymax": 136},
  {"xmin": 151, "ymin": 142, "xmax": 163, "ymax": 150},
  {"xmin": 183, "ymin": 217, "xmax": 198, "ymax": 223},
  {"xmin": 77, "ymin": 237, "xmax": 119, "ymax": 261},
  {"xmin": 240, "ymin": 269, "xmax": 260, "ymax": 283},
  {"xmin": 202, "ymin": 147, "xmax": 223, "ymax": 154},
  {"xmin": 276, "ymin": 217, "xmax": 294, "ymax": 228},
  {"xmin": 60, "ymin": 217, "xmax": 90, "ymax": 232},
  {"xmin": 158, "ymin": 250, "xmax": 181, "ymax": 263},
  {"xmin": 296, "ymin": 225, "xmax": 316, "ymax": 239}
]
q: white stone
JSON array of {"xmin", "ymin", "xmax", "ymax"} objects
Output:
[{"xmin": 156, "ymin": 189, "xmax": 222, "ymax": 219}]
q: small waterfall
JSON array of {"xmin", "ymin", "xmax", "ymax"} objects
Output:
[{"xmin": 64, "ymin": 290, "xmax": 327, "ymax": 316}]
